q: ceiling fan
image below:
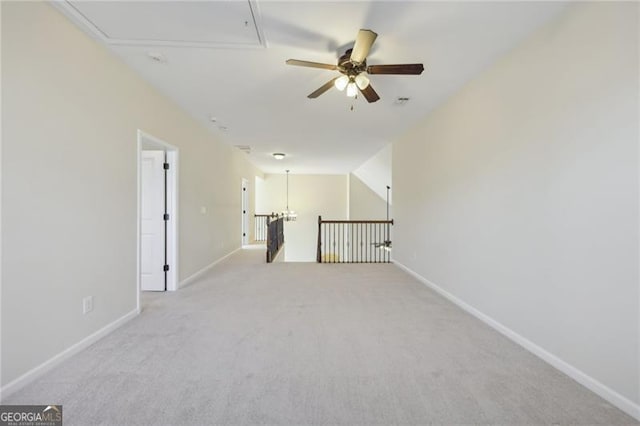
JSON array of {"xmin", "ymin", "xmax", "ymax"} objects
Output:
[{"xmin": 286, "ymin": 29, "xmax": 424, "ymax": 103}]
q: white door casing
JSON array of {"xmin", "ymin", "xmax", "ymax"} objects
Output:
[
  {"xmin": 141, "ymin": 150, "xmax": 165, "ymax": 291},
  {"xmin": 242, "ymin": 178, "xmax": 249, "ymax": 245}
]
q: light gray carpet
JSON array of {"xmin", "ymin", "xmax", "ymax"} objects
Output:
[{"xmin": 4, "ymin": 247, "xmax": 637, "ymax": 425}]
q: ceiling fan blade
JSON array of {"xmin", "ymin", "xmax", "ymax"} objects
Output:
[
  {"xmin": 350, "ymin": 29, "xmax": 378, "ymax": 64},
  {"xmin": 359, "ymin": 84, "xmax": 380, "ymax": 103},
  {"xmin": 286, "ymin": 59, "xmax": 337, "ymax": 70},
  {"xmin": 367, "ymin": 64, "xmax": 424, "ymax": 75},
  {"xmin": 308, "ymin": 77, "xmax": 339, "ymax": 98}
]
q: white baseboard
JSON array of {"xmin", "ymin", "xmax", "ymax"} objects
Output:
[
  {"xmin": 0, "ymin": 308, "xmax": 139, "ymax": 401},
  {"xmin": 393, "ymin": 261, "xmax": 640, "ymax": 421},
  {"xmin": 179, "ymin": 247, "xmax": 242, "ymax": 289}
]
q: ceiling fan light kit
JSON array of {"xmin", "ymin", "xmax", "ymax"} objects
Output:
[
  {"xmin": 355, "ymin": 74, "xmax": 370, "ymax": 90},
  {"xmin": 334, "ymin": 75, "xmax": 349, "ymax": 91},
  {"xmin": 286, "ymin": 29, "xmax": 424, "ymax": 103},
  {"xmin": 346, "ymin": 82, "xmax": 358, "ymax": 97}
]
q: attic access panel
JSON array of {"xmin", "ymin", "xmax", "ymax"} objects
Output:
[{"xmin": 66, "ymin": 1, "xmax": 264, "ymax": 48}]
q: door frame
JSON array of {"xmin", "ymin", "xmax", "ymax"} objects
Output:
[
  {"xmin": 136, "ymin": 130, "xmax": 179, "ymax": 310},
  {"xmin": 241, "ymin": 178, "xmax": 249, "ymax": 246}
]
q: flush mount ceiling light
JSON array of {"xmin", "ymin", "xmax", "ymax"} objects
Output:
[{"xmin": 272, "ymin": 153, "xmax": 286, "ymax": 160}]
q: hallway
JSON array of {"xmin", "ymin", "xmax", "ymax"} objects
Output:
[{"xmin": 4, "ymin": 248, "xmax": 635, "ymax": 425}]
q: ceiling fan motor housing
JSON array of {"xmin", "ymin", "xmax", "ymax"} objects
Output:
[{"xmin": 338, "ymin": 49, "xmax": 367, "ymax": 76}]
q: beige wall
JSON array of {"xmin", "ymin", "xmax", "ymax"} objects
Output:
[
  {"xmin": 257, "ymin": 174, "xmax": 348, "ymax": 262},
  {"xmin": 348, "ymin": 174, "xmax": 388, "ymax": 220},
  {"xmin": 393, "ymin": 2, "xmax": 639, "ymax": 412},
  {"xmin": 352, "ymin": 144, "xmax": 392, "ymax": 204},
  {"xmin": 1, "ymin": 2, "xmax": 262, "ymax": 388}
]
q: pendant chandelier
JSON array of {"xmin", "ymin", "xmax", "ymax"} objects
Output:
[{"xmin": 282, "ymin": 170, "xmax": 297, "ymax": 221}]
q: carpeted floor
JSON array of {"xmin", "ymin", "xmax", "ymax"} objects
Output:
[{"xmin": 4, "ymin": 247, "xmax": 637, "ymax": 425}]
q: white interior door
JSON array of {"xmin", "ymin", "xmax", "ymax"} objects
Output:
[
  {"xmin": 141, "ymin": 150, "xmax": 165, "ymax": 291},
  {"xmin": 242, "ymin": 179, "xmax": 249, "ymax": 245}
]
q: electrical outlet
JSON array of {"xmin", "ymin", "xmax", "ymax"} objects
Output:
[{"xmin": 82, "ymin": 296, "xmax": 93, "ymax": 314}]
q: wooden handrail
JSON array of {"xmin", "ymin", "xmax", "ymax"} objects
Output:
[{"xmin": 319, "ymin": 219, "xmax": 394, "ymax": 224}]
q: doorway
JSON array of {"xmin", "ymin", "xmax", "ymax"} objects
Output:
[
  {"xmin": 140, "ymin": 150, "xmax": 166, "ymax": 291},
  {"xmin": 242, "ymin": 178, "xmax": 249, "ymax": 245},
  {"xmin": 137, "ymin": 131, "xmax": 179, "ymax": 307}
]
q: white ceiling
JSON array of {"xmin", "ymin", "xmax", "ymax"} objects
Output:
[{"xmin": 57, "ymin": 1, "xmax": 567, "ymax": 174}]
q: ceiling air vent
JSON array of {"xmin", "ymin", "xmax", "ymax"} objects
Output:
[
  {"xmin": 394, "ymin": 97, "xmax": 410, "ymax": 106},
  {"xmin": 234, "ymin": 145, "xmax": 251, "ymax": 154},
  {"xmin": 147, "ymin": 52, "xmax": 166, "ymax": 63}
]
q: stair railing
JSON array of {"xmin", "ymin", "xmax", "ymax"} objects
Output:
[
  {"xmin": 266, "ymin": 213, "xmax": 285, "ymax": 263},
  {"xmin": 316, "ymin": 216, "xmax": 394, "ymax": 263},
  {"xmin": 254, "ymin": 214, "xmax": 270, "ymax": 242}
]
